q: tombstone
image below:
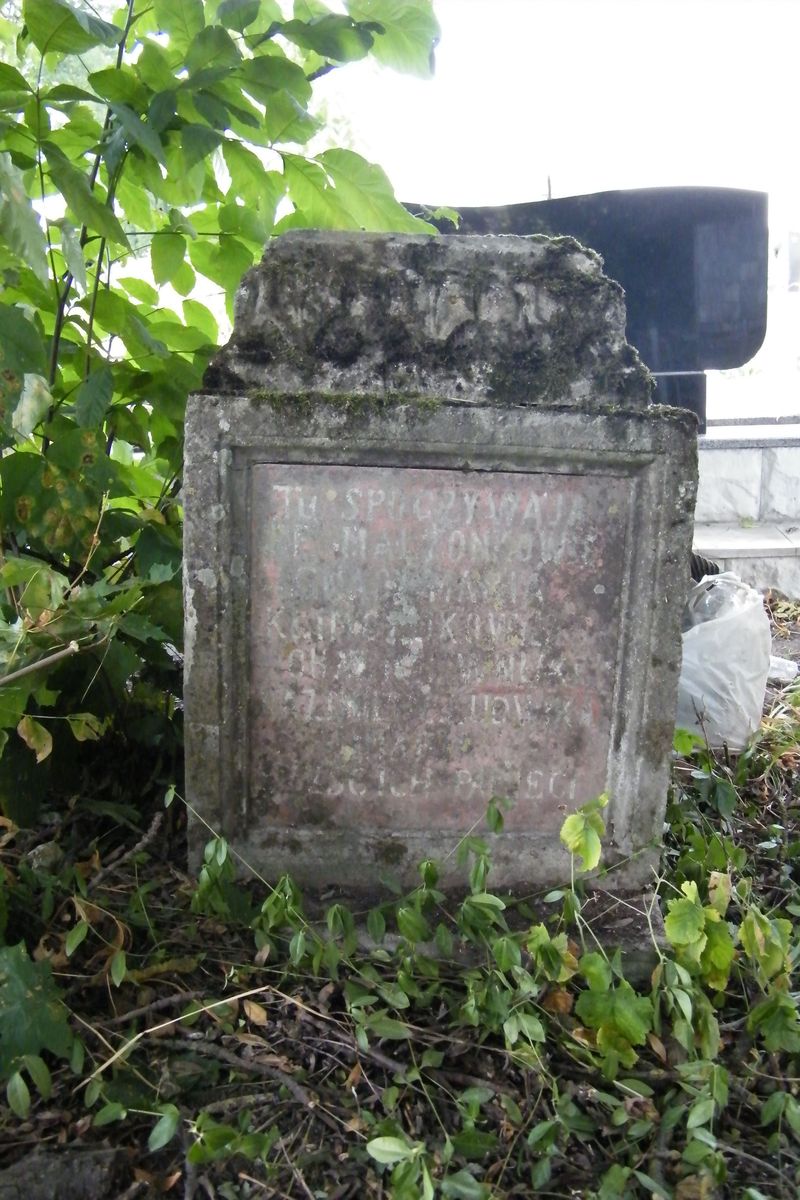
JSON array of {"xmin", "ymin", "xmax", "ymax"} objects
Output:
[{"xmin": 184, "ymin": 230, "xmax": 697, "ymax": 894}]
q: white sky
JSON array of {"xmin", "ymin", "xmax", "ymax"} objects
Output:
[
  {"xmin": 320, "ymin": 0, "xmax": 800, "ymax": 419},
  {"xmin": 321, "ymin": 0, "xmax": 800, "ymax": 221}
]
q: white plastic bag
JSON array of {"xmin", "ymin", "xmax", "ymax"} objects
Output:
[{"xmin": 676, "ymin": 572, "xmax": 771, "ymax": 750}]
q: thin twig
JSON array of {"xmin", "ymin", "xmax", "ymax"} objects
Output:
[
  {"xmin": 277, "ymin": 1137, "xmax": 315, "ymax": 1200},
  {"xmin": 89, "ymin": 811, "xmax": 165, "ymax": 892},
  {"xmin": 0, "ymin": 641, "xmax": 80, "ymax": 686},
  {"xmin": 158, "ymin": 1036, "xmax": 341, "ymax": 1134},
  {"xmin": 103, "ymin": 988, "xmax": 206, "ymax": 1029}
]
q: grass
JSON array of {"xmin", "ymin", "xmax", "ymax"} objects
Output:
[{"xmin": 0, "ymin": 627, "xmax": 798, "ymax": 1199}]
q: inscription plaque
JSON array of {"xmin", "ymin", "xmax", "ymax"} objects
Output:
[
  {"xmin": 249, "ymin": 465, "xmax": 629, "ymax": 832},
  {"xmin": 184, "ymin": 231, "xmax": 698, "ymax": 891}
]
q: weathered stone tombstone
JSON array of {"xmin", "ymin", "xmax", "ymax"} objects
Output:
[{"xmin": 184, "ymin": 230, "xmax": 697, "ymax": 894}]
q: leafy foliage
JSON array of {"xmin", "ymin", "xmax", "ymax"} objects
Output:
[
  {"xmin": 0, "ymin": 0, "xmax": 438, "ymax": 822},
  {"xmin": 0, "ymin": 681, "xmax": 799, "ymax": 1195},
  {"xmin": 0, "ymin": 942, "xmax": 72, "ymax": 1076}
]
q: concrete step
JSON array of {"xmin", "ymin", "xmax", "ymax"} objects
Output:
[{"xmin": 693, "ymin": 522, "xmax": 800, "ymax": 595}]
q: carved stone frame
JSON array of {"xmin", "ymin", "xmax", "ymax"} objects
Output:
[{"xmin": 184, "ymin": 396, "xmax": 696, "ymax": 892}]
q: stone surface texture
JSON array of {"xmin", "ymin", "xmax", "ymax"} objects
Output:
[
  {"xmin": 184, "ymin": 231, "xmax": 697, "ymax": 892},
  {"xmin": 693, "ymin": 447, "xmax": 762, "ymax": 523},
  {"xmin": 204, "ymin": 230, "xmax": 651, "ymax": 407}
]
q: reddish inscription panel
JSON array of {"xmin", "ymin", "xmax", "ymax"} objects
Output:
[{"xmin": 248, "ymin": 465, "xmax": 630, "ymax": 832}]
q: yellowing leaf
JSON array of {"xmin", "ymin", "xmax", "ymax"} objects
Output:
[
  {"xmin": 707, "ymin": 871, "xmax": 732, "ymax": 917},
  {"xmin": 16, "ymin": 715, "xmax": 52, "ymax": 763},
  {"xmin": 560, "ymin": 812, "xmax": 601, "ymax": 871},
  {"xmin": 541, "ymin": 987, "xmax": 574, "ymax": 1014},
  {"xmin": 243, "ymin": 998, "xmax": 268, "ymax": 1026},
  {"xmin": 66, "ymin": 713, "xmax": 105, "ymax": 742}
]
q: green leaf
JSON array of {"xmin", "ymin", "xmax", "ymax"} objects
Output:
[
  {"xmin": 88, "ymin": 66, "xmax": 148, "ymax": 108},
  {"xmin": 366, "ymin": 907, "xmax": 385, "ymax": 943},
  {"xmin": 319, "ymin": 149, "xmax": 434, "ymax": 232},
  {"xmin": 396, "ymin": 904, "xmax": 429, "ymax": 942},
  {"xmin": 518, "ymin": 1012, "xmax": 546, "ymax": 1042},
  {"xmin": 280, "ymin": 14, "xmax": 375, "ymax": 61},
  {"xmin": 0, "ymin": 304, "xmax": 46, "ymax": 376},
  {"xmin": 687, "ymin": 1096, "xmax": 715, "ymax": 1129},
  {"xmin": 186, "ymin": 26, "xmax": 241, "ymax": 75},
  {"xmin": 66, "ymin": 712, "xmax": 106, "ymax": 742},
  {"xmin": 74, "ymin": 366, "xmax": 113, "ymax": 428},
  {"xmin": 148, "ymin": 1104, "xmax": 181, "ymax": 1151},
  {"xmin": 151, "ymin": 232, "xmax": 187, "ymax": 286},
  {"xmin": 0, "ymin": 556, "xmax": 69, "ymax": 615},
  {"xmin": 42, "ymin": 142, "xmax": 129, "ymax": 247},
  {"xmin": 467, "ymin": 892, "xmax": 505, "ymax": 910},
  {"xmin": 485, "ymin": 795, "xmax": 505, "ymax": 833},
  {"xmin": 575, "ymin": 981, "xmax": 653, "ymax": 1048},
  {"xmin": 0, "ymin": 152, "xmax": 48, "ymax": 282},
  {"xmin": 188, "ymin": 234, "xmax": 253, "ymax": 294},
  {"xmin": 111, "ymin": 104, "xmax": 166, "ymax": 165},
  {"xmin": 0, "ymin": 944, "xmax": 72, "ymax": 1076},
  {"xmin": 451, "ymin": 1129, "xmax": 497, "ymax": 1160},
  {"xmin": 0, "ymin": 64, "xmax": 32, "ymax": 102},
  {"xmin": 441, "ymin": 1171, "xmax": 491, "ymax": 1199},
  {"xmin": 366, "ymin": 1135, "xmax": 419, "ymax": 1164},
  {"xmin": 427, "ymin": 205, "xmax": 460, "ymax": 228},
  {"xmin": 238, "ymin": 54, "xmax": 311, "ymax": 105},
  {"xmin": 261, "ymin": 90, "xmax": 318, "ymax": 145},
  {"xmin": 182, "ymin": 299, "xmax": 218, "ymax": 343},
  {"xmin": 93, "ymin": 1101, "xmax": 126, "ymax": 1126},
  {"xmin": 707, "ymin": 871, "xmax": 732, "ymax": 917},
  {"xmin": 180, "ymin": 124, "xmax": 223, "ymax": 170},
  {"xmin": 22, "ymin": 1054, "xmax": 51, "ymax": 1099},
  {"xmin": 748, "ymin": 991, "xmax": 800, "ymax": 1053},
  {"xmin": 65, "ymin": 919, "xmax": 89, "ymax": 956},
  {"xmin": 364, "ymin": 1012, "xmax": 410, "ymax": 1039},
  {"xmin": 347, "ymin": 0, "xmax": 440, "ymax": 78},
  {"xmin": 110, "ymin": 949, "xmax": 127, "ymax": 987},
  {"xmin": 6, "ymin": 1070, "xmax": 30, "ymax": 1118},
  {"xmin": 664, "ymin": 892, "xmax": 706, "ymax": 947},
  {"xmin": 740, "ymin": 907, "xmax": 792, "ymax": 983},
  {"xmin": 54, "ymin": 220, "xmax": 87, "ymax": 293},
  {"xmin": 632, "ymin": 1171, "xmax": 671, "ymax": 1200},
  {"xmin": 84, "ymin": 291, "xmax": 168, "ymax": 359},
  {"xmin": 154, "ymin": 0, "xmax": 205, "ymax": 56},
  {"xmin": 216, "ymin": 0, "xmax": 261, "ymax": 31},
  {"xmin": 289, "ymin": 930, "xmax": 306, "ymax": 964},
  {"xmin": 700, "ymin": 919, "xmax": 735, "ymax": 984},
  {"xmin": 560, "ymin": 813, "xmax": 602, "ymax": 872},
  {"xmin": 23, "ymin": 0, "xmax": 124, "ymax": 55},
  {"xmin": 492, "ymin": 935, "xmax": 520, "ymax": 972},
  {"xmin": 581, "ymin": 951, "xmax": 612, "ymax": 992},
  {"xmin": 673, "ymin": 727, "xmax": 703, "ymax": 755}
]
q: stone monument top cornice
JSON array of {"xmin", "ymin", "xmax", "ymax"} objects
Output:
[{"xmin": 204, "ymin": 230, "xmax": 652, "ymax": 409}]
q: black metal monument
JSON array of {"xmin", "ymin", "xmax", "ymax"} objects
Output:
[{"xmin": 437, "ymin": 187, "xmax": 768, "ymax": 432}]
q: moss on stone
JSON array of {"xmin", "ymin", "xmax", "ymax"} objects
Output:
[
  {"xmin": 376, "ymin": 839, "xmax": 408, "ymax": 865},
  {"xmin": 247, "ymin": 389, "xmax": 441, "ymax": 419}
]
